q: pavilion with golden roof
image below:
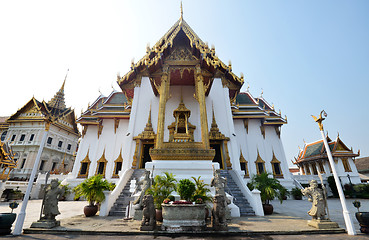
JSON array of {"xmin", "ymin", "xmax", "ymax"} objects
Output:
[{"xmin": 68, "ymin": 9, "xmax": 293, "ymax": 217}]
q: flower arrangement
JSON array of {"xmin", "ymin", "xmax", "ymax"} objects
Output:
[
  {"xmin": 163, "ymin": 198, "xmax": 171, "ymax": 204},
  {"xmin": 194, "ymin": 197, "xmax": 203, "ymax": 204}
]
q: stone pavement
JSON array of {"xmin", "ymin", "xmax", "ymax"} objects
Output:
[{"xmin": 1, "ymin": 198, "xmax": 369, "ymax": 237}]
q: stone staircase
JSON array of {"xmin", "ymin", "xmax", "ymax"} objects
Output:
[
  {"xmin": 220, "ymin": 170, "xmax": 255, "ymax": 216},
  {"xmin": 108, "ymin": 169, "xmax": 146, "ymax": 217}
]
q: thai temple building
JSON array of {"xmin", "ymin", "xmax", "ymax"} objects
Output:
[
  {"xmin": 2, "ymin": 80, "xmax": 80, "ymax": 181},
  {"xmin": 293, "ymin": 135, "xmax": 361, "ymax": 186},
  {"xmin": 67, "ymin": 12, "xmax": 293, "ymax": 216}
]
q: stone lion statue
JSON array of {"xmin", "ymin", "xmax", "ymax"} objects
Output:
[
  {"xmin": 140, "ymin": 194, "xmax": 156, "ymax": 231},
  {"xmin": 212, "ymin": 194, "xmax": 228, "ymax": 231}
]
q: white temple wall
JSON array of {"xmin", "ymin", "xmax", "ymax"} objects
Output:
[
  {"xmin": 245, "ymin": 119, "xmax": 270, "ymax": 175},
  {"xmin": 233, "ymin": 119, "xmax": 249, "ymax": 173},
  {"xmin": 206, "ymin": 78, "xmax": 239, "ymax": 169}
]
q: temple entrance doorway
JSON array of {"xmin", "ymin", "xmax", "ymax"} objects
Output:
[
  {"xmin": 210, "ymin": 143, "xmax": 224, "ymax": 169},
  {"xmin": 139, "ymin": 143, "xmax": 154, "ymax": 169}
]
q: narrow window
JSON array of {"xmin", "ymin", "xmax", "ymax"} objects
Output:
[
  {"xmin": 67, "ymin": 144, "xmax": 72, "ymax": 151},
  {"xmin": 58, "ymin": 141, "xmax": 63, "ymax": 148},
  {"xmin": 20, "ymin": 134, "xmax": 25, "ymax": 141},
  {"xmin": 29, "ymin": 134, "xmax": 34, "ymax": 141},
  {"xmin": 51, "ymin": 162, "xmax": 57, "ymax": 171},
  {"xmin": 20, "ymin": 159, "xmax": 26, "ymax": 169},
  {"xmin": 39, "ymin": 160, "xmax": 45, "ymax": 171},
  {"xmin": 115, "ymin": 162, "xmax": 122, "ymax": 175},
  {"xmin": 240, "ymin": 162, "xmax": 248, "ymax": 176},
  {"xmin": 257, "ymin": 162, "xmax": 265, "ymax": 174},
  {"xmin": 1, "ymin": 131, "xmax": 7, "ymax": 141},
  {"xmin": 80, "ymin": 163, "xmax": 88, "ymax": 175},
  {"xmin": 97, "ymin": 162, "xmax": 105, "ymax": 175},
  {"xmin": 312, "ymin": 163, "xmax": 318, "ymax": 175},
  {"xmin": 11, "ymin": 135, "xmax": 16, "ymax": 141},
  {"xmin": 47, "ymin": 137, "xmax": 53, "ymax": 145},
  {"xmin": 273, "ymin": 163, "xmax": 281, "ymax": 175},
  {"xmin": 318, "ymin": 162, "xmax": 325, "ymax": 173}
]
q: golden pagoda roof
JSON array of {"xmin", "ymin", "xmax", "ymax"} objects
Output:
[
  {"xmin": 7, "ymin": 81, "xmax": 79, "ymax": 135},
  {"xmin": 117, "ymin": 15, "xmax": 244, "ymax": 100},
  {"xmin": 294, "ymin": 135, "xmax": 359, "ymax": 164},
  {"xmin": 0, "ymin": 141, "xmax": 16, "ymax": 168}
]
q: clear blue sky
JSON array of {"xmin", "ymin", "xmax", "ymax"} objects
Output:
[{"xmin": 1, "ymin": 0, "xmax": 368, "ymax": 167}]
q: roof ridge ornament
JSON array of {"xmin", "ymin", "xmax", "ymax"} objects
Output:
[{"xmin": 180, "ymin": 1, "xmax": 183, "ymax": 20}]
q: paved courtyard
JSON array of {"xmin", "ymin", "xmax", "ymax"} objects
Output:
[{"xmin": 1, "ymin": 198, "xmax": 369, "ymax": 238}]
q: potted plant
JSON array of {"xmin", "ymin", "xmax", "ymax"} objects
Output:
[
  {"xmin": 291, "ymin": 187, "xmax": 303, "ymax": 200},
  {"xmin": 191, "ymin": 176, "xmax": 212, "ymax": 218},
  {"xmin": 248, "ymin": 172, "xmax": 286, "ymax": 215},
  {"xmin": 146, "ymin": 172, "xmax": 177, "ymax": 221},
  {"xmin": 177, "ymin": 179, "xmax": 196, "ymax": 201},
  {"xmin": 0, "ymin": 201, "xmax": 18, "ymax": 235},
  {"xmin": 353, "ymin": 200, "xmax": 369, "ymax": 233},
  {"xmin": 73, "ymin": 174, "xmax": 114, "ymax": 217}
]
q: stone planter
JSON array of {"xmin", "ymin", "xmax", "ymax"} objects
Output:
[
  {"xmin": 0, "ymin": 213, "xmax": 16, "ymax": 235},
  {"xmin": 84, "ymin": 205, "xmax": 98, "ymax": 217},
  {"xmin": 355, "ymin": 212, "xmax": 369, "ymax": 233},
  {"xmin": 162, "ymin": 204, "xmax": 206, "ymax": 232}
]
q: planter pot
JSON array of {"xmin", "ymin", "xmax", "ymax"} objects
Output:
[
  {"xmin": 0, "ymin": 213, "xmax": 16, "ymax": 235},
  {"xmin": 156, "ymin": 209, "xmax": 163, "ymax": 222},
  {"xmin": 84, "ymin": 205, "xmax": 98, "ymax": 217},
  {"xmin": 355, "ymin": 212, "xmax": 369, "ymax": 233},
  {"xmin": 262, "ymin": 204, "xmax": 274, "ymax": 215},
  {"xmin": 162, "ymin": 204, "xmax": 206, "ymax": 232}
]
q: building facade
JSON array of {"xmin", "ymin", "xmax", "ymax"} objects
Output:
[
  {"xmin": 67, "ymin": 15, "xmax": 293, "ymax": 215},
  {"xmin": 3, "ymin": 81, "xmax": 80, "ymax": 180},
  {"xmin": 293, "ymin": 135, "xmax": 361, "ymax": 186}
]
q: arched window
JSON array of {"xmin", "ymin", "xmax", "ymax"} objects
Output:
[
  {"xmin": 271, "ymin": 152, "xmax": 283, "ymax": 178},
  {"xmin": 255, "ymin": 150, "xmax": 266, "ymax": 175},
  {"xmin": 78, "ymin": 150, "xmax": 91, "ymax": 178},
  {"xmin": 239, "ymin": 150, "xmax": 248, "ymax": 178},
  {"xmin": 112, "ymin": 150, "xmax": 123, "ymax": 178}
]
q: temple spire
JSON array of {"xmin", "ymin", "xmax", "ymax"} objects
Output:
[
  {"xmin": 48, "ymin": 70, "xmax": 68, "ymax": 110},
  {"xmin": 180, "ymin": 1, "xmax": 183, "ymax": 20}
]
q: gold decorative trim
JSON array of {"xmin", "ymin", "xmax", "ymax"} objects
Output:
[
  {"xmin": 131, "ymin": 141, "xmax": 140, "ymax": 169},
  {"xmin": 82, "ymin": 125, "xmax": 88, "ymax": 138},
  {"xmin": 97, "ymin": 120, "xmax": 103, "ymax": 139},
  {"xmin": 114, "ymin": 118, "xmax": 120, "ymax": 134},
  {"xmin": 78, "ymin": 149, "xmax": 91, "ymax": 178},
  {"xmin": 260, "ymin": 124, "xmax": 265, "ymax": 139},
  {"xmin": 275, "ymin": 126, "xmax": 281, "ymax": 138},
  {"xmin": 149, "ymin": 148, "xmax": 215, "ymax": 161},
  {"xmin": 341, "ymin": 157, "xmax": 352, "ymax": 172},
  {"xmin": 243, "ymin": 119, "xmax": 249, "ymax": 134}
]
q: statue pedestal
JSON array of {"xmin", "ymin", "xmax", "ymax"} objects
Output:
[
  {"xmin": 134, "ymin": 209, "xmax": 143, "ymax": 220},
  {"xmin": 308, "ymin": 219, "xmax": 339, "ymax": 229},
  {"xmin": 30, "ymin": 219, "xmax": 60, "ymax": 229}
]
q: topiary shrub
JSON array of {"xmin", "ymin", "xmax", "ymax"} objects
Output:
[{"xmin": 177, "ymin": 179, "xmax": 196, "ymax": 201}]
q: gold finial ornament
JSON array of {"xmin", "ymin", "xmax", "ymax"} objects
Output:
[
  {"xmin": 180, "ymin": 1, "xmax": 183, "ymax": 19},
  {"xmin": 312, "ymin": 110, "xmax": 327, "ymax": 131}
]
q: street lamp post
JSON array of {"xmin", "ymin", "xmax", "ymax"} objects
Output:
[
  {"xmin": 312, "ymin": 111, "xmax": 356, "ymax": 235},
  {"xmin": 13, "ymin": 122, "xmax": 50, "ymax": 235}
]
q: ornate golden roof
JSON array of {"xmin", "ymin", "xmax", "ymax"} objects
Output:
[{"xmin": 117, "ymin": 14, "xmax": 243, "ymax": 100}]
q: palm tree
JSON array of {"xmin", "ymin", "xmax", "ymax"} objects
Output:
[
  {"xmin": 249, "ymin": 172, "xmax": 286, "ymax": 205},
  {"xmin": 74, "ymin": 175, "xmax": 113, "ymax": 206}
]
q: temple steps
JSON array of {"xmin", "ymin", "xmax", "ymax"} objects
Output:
[
  {"xmin": 220, "ymin": 170, "xmax": 255, "ymax": 216},
  {"xmin": 108, "ymin": 169, "xmax": 146, "ymax": 217}
]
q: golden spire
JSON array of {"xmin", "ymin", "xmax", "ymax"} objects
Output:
[
  {"xmin": 48, "ymin": 70, "xmax": 68, "ymax": 110},
  {"xmin": 180, "ymin": 1, "xmax": 183, "ymax": 19}
]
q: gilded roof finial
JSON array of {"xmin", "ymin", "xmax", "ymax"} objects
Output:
[
  {"xmin": 180, "ymin": 1, "xmax": 183, "ymax": 20},
  {"xmin": 247, "ymin": 82, "xmax": 250, "ymax": 92},
  {"xmin": 61, "ymin": 69, "xmax": 69, "ymax": 91},
  {"xmin": 260, "ymin": 88, "xmax": 263, "ymax": 98}
]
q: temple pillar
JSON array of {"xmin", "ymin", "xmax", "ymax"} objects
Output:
[
  {"xmin": 156, "ymin": 67, "xmax": 170, "ymax": 149},
  {"xmin": 195, "ymin": 65, "xmax": 210, "ymax": 149}
]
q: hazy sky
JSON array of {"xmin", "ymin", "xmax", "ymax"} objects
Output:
[{"xmin": 1, "ymin": 0, "xmax": 368, "ymax": 167}]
